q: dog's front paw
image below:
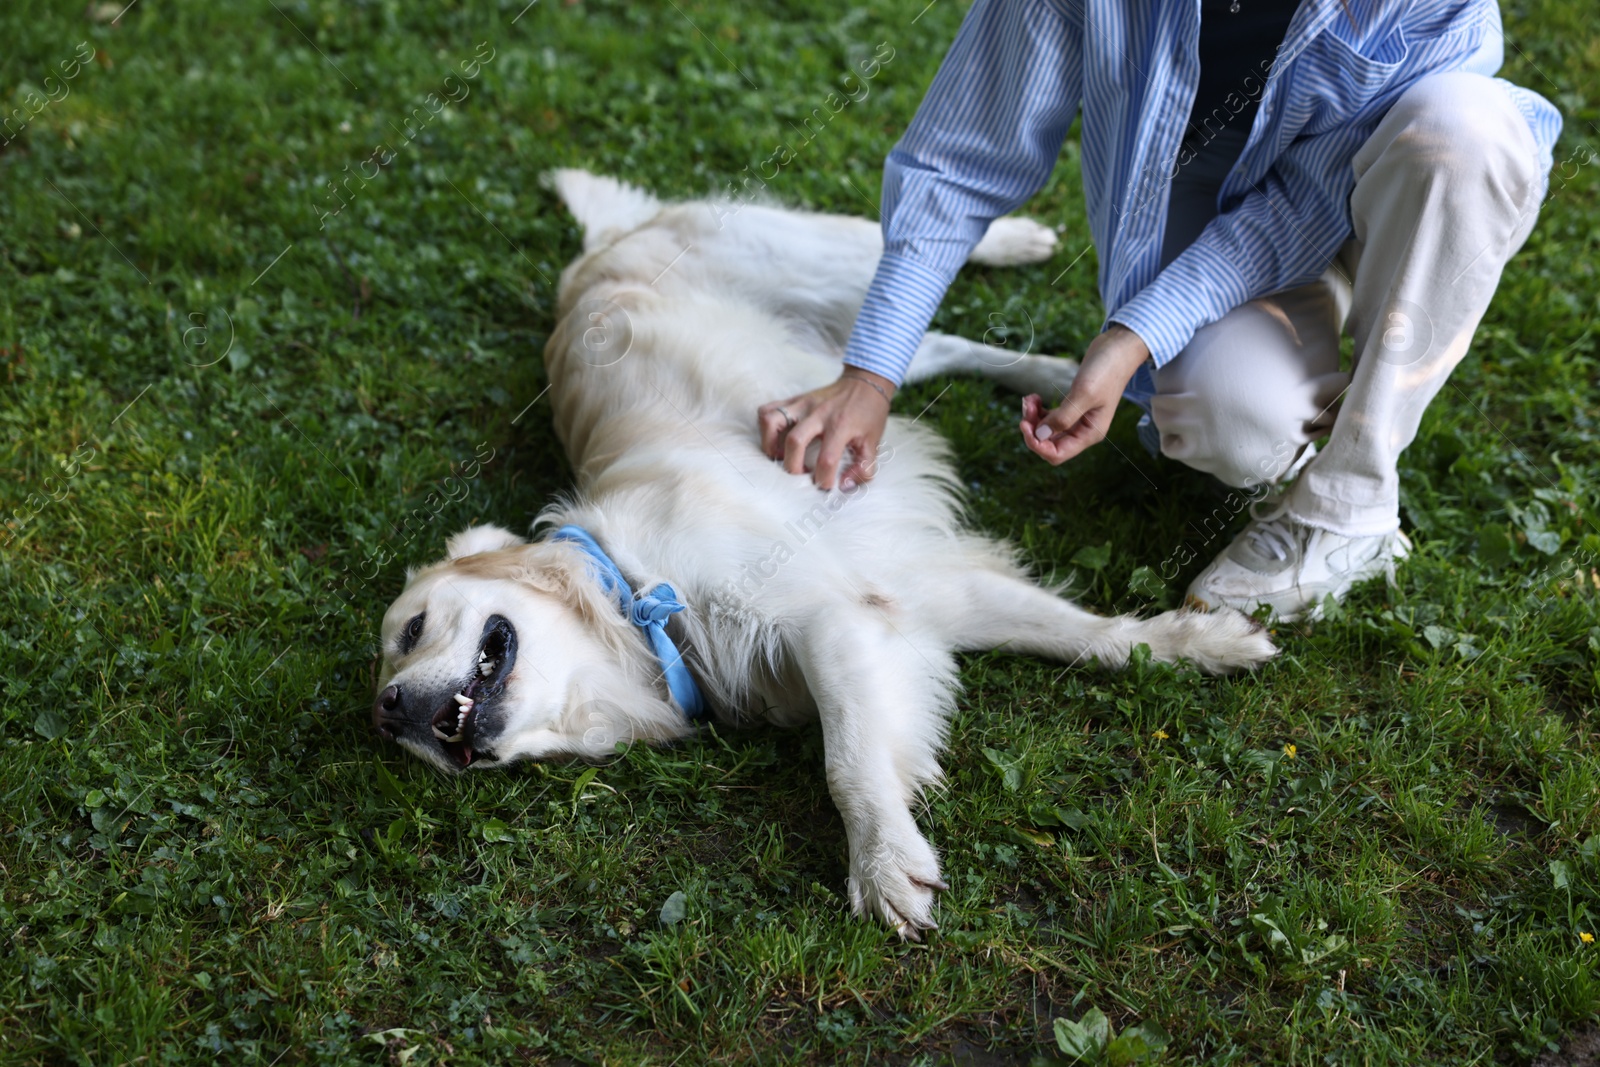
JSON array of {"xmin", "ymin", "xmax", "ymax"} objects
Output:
[
  {"xmin": 846, "ymin": 825, "xmax": 947, "ymax": 940},
  {"xmin": 971, "ymin": 216, "xmax": 1058, "ymax": 267}
]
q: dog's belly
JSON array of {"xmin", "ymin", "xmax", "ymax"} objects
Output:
[{"xmin": 547, "ymin": 287, "xmax": 842, "ymax": 461}]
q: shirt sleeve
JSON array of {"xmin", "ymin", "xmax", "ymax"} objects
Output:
[
  {"xmin": 1109, "ymin": 119, "xmax": 1373, "ymax": 366},
  {"xmin": 1111, "ymin": 0, "xmax": 1545, "ymax": 367},
  {"xmin": 842, "ymin": 0, "xmax": 1083, "ymax": 385}
]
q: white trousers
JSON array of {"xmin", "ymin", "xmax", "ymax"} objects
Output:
[{"xmin": 1150, "ymin": 72, "xmax": 1547, "ymax": 537}]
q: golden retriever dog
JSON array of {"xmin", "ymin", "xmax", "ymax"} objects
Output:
[{"xmin": 372, "ymin": 170, "xmax": 1275, "ymax": 937}]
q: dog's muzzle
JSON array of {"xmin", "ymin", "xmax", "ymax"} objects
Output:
[
  {"xmin": 371, "ymin": 615, "xmax": 517, "ymax": 768},
  {"xmin": 372, "ymin": 684, "xmax": 405, "ymax": 739}
]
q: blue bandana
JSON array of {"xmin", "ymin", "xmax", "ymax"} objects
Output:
[{"xmin": 550, "ymin": 525, "xmax": 708, "ymax": 721}]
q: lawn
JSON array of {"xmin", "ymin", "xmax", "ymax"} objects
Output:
[{"xmin": 1, "ymin": 1, "xmax": 1597, "ymax": 1063}]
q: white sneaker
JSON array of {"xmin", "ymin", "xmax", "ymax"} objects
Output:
[{"xmin": 1185, "ymin": 506, "xmax": 1411, "ymax": 623}]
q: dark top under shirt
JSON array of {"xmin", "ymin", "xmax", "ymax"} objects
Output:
[
  {"xmin": 1161, "ymin": 0, "xmax": 1300, "ymax": 268},
  {"xmin": 1185, "ymin": 0, "xmax": 1300, "ymax": 146}
]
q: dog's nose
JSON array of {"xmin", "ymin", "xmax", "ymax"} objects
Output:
[{"xmin": 372, "ymin": 684, "xmax": 404, "ymax": 740}]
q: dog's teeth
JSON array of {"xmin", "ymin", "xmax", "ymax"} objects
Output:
[
  {"xmin": 432, "ymin": 725, "xmax": 451, "ymax": 741},
  {"xmin": 478, "ymin": 661, "xmax": 493, "ymax": 676},
  {"xmin": 454, "ymin": 693, "xmax": 472, "ymax": 706},
  {"xmin": 478, "ymin": 650, "xmax": 487, "ymax": 662}
]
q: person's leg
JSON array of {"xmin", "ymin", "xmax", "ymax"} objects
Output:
[
  {"xmin": 1150, "ymin": 278, "xmax": 1348, "ymax": 489},
  {"xmin": 1282, "ymin": 71, "xmax": 1546, "ymax": 536},
  {"xmin": 1185, "ymin": 71, "xmax": 1546, "ymax": 620}
]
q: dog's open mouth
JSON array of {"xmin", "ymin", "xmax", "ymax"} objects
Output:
[{"xmin": 429, "ymin": 614, "xmax": 516, "ymax": 768}]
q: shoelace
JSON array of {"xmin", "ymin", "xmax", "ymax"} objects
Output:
[
  {"xmin": 1236, "ymin": 445, "xmax": 1318, "ymax": 564},
  {"xmin": 1244, "ymin": 504, "xmax": 1298, "ymax": 562}
]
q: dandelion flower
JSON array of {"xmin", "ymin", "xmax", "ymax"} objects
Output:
[
  {"xmin": 1152, "ymin": 730, "xmax": 1169, "ymax": 741},
  {"xmin": 1582, "ymin": 932, "xmax": 1594, "ymax": 945},
  {"xmin": 1283, "ymin": 744, "xmax": 1298, "ymax": 760}
]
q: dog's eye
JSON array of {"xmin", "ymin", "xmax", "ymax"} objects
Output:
[{"xmin": 399, "ymin": 612, "xmax": 425, "ymax": 654}]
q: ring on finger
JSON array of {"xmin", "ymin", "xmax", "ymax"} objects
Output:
[{"xmin": 776, "ymin": 405, "xmax": 795, "ymax": 430}]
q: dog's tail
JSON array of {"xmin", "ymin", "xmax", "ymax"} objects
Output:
[{"xmin": 544, "ymin": 169, "xmax": 663, "ymax": 254}]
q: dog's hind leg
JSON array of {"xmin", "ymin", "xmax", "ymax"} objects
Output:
[
  {"xmin": 793, "ymin": 608, "xmax": 958, "ymax": 939},
  {"xmin": 969, "ymin": 216, "xmax": 1059, "ymax": 267},
  {"xmin": 941, "ymin": 566, "xmax": 1276, "ymax": 675},
  {"xmin": 696, "ymin": 206, "xmax": 1059, "ymax": 347},
  {"xmin": 712, "ymin": 204, "xmax": 1056, "ymax": 279},
  {"xmin": 904, "ymin": 331, "xmax": 1080, "ymax": 400}
]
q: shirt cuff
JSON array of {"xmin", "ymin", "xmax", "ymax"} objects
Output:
[
  {"xmin": 842, "ymin": 252, "xmax": 956, "ymax": 385},
  {"xmin": 1108, "ymin": 241, "xmax": 1252, "ymax": 367}
]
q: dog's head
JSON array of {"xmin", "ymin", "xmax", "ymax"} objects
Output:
[{"xmin": 371, "ymin": 524, "xmax": 679, "ymax": 772}]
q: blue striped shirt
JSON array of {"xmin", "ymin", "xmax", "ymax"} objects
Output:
[{"xmin": 843, "ymin": 0, "xmax": 1562, "ymax": 398}]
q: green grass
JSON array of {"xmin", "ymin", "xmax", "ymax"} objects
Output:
[{"xmin": 0, "ymin": 1, "xmax": 1596, "ymax": 1063}]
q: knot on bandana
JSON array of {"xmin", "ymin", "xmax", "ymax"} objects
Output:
[{"xmin": 550, "ymin": 525, "xmax": 707, "ymax": 720}]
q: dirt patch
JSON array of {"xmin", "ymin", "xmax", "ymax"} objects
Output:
[{"xmin": 1535, "ymin": 1027, "xmax": 1600, "ymax": 1067}]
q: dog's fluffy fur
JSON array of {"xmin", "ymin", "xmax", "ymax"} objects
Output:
[{"xmin": 374, "ymin": 171, "xmax": 1276, "ymax": 937}]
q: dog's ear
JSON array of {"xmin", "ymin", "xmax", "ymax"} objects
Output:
[{"xmin": 445, "ymin": 524, "xmax": 526, "ymax": 560}]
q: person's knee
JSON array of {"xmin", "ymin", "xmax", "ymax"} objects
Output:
[
  {"xmin": 1152, "ymin": 354, "xmax": 1308, "ymax": 489},
  {"xmin": 1156, "ymin": 403, "xmax": 1303, "ymax": 488},
  {"xmin": 1372, "ymin": 73, "xmax": 1543, "ymax": 204}
]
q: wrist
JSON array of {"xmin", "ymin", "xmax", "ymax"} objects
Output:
[
  {"xmin": 1104, "ymin": 322, "xmax": 1152, "ymax": 363},
  {"xmin": 840, "ymin": 367, "xmax": 896, "ymax": 404}
]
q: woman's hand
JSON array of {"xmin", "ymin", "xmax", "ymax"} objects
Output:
[
  {"xmin": 1018, "ymin": 324, "xmax": 1150, "ymax": 465},
  {"xmin": 758, "ymin": 368, "xmax": 896, "ymax": 490}
]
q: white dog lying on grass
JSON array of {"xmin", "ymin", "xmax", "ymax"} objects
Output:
[{"xmin": 371, "ymin": 170, "xmax": 1275, "ymax": 937}]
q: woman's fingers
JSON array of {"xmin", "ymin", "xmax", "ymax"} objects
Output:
[
  {"xmin": 814, "ymin": 427, "xmax": 876, "ymax": 491},
  {"xmin": 1020, "ymin": 392, "xmax": 1073, "ymax": 464},
  {"xmin": 1018, "ymin": 323, "xmax": 1151, "ymax": 467},
  {"xmin": 760, "ymin": 374, "xmax": 893, "ymax": 488},
  {"xmin": 1020, "ymin": 393, "xmax": 1109, "ymax": 465},
  {"xmin": 758, "ymin": 396, "xmax": 805, "ymax": 459},
  {"xmin": 814, "ymin": 442, "xmax": 847, "ymax": 489},
  {"xmin": 782, "ymin": 412, "xmax": 823, "ymax": 475},
  {"xmin": 1021, "ymin": 420, "xmax": 1071, "ymax": 464},
  {"xmin": 1049, "ymin": 408, "xmax": 1109, "ymax": 463},
  {"xmin": 757, "ymin": 404, "xmax": 781, "ymax": 457},
  {"xmin": 840, "ymin": 434, "xmax": 884, "ymax": 490},
  {"xmin": 1019, "ymin": 393, "xmax": 1045, "ymax": 434}
]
